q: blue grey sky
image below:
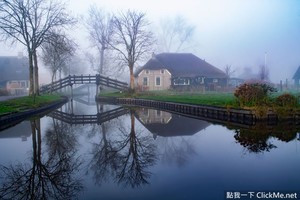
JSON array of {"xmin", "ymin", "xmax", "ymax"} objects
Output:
[{"xmin": 1, "ymin": 0, "xmax": 300, "ymax": 82}]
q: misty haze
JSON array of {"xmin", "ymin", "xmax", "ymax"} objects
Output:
[{"xmin": 0, "ymin": 0, "xmax": 300, "ymax": 199}]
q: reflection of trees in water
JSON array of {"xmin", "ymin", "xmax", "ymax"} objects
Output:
[
  {"xmin": 233, "ymin": 123, "xmax": 298, "ymax": 153},
  {"xmin": 234, "ymin": 129, "xmax": 277, "ymax": 153},
  {"xmin": 45, "ymin": 118, "xmax": 79, "ymax": 161},
  {"xmin": 158, "ymin": 137, "xmax": 197, "ymax": 167},
  {"xmin": 0, "ymin": 118, "xmax": 83, "ymax": 199},
  {"xmin": 89, "ymin": 111, "xmax": 157, "ymax": 188}
]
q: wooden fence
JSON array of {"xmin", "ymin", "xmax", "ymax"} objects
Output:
[{"xmin": 40, "ymin": 74, "xmax": 128, "ymax": 94}]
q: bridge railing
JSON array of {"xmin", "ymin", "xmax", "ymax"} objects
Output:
[
  {"xmin": 40, "ymin": 74, "xmax": 128, "ymax": 94},
  {"xmin": 96, "ymin": 74, "xmax": 128, "ymax": 90},
  {"xmin": 48, "ymin": 107, "xmax": 129, "ymax": 125}
]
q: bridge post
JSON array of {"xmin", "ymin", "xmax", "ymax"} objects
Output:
[{"xmin": 96, "ymin": 74, "xmax": 100, "ymax": 96}]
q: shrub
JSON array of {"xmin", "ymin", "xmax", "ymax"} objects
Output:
[
  {"xmin": 275, "ymin": 93, "xmax": 298, "ymax": 107},
  {"xmin": 234, "ymin": 82, "xmax": 277, "ymax": 106}
]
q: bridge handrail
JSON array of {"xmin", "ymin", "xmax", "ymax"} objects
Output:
[
  {"xmin": 48, "ymin": 107, "xmax": 129, "ymax": 125},
  {"xmin": 40, "ymin": 74, "xmax": 128, "ymax": 94}
]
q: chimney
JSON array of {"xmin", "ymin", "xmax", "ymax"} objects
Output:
[{"xmin": 152, "ymin": 52, "xmax": 155, "ymax": 58}]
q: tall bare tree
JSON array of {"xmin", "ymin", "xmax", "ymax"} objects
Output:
[
  {"xmin": 0, "ymin": 0, "xmax": 75, "ymax": 96},
  {"xmin": 85, "ymin": 6, "xmax": 113, "ymax": 75},
  {"xmin": 158, "ymin": 15, "xmax": 196, "ymax": 52},
  {"xmin": 108, "ymin": 10, "xmax": 154, "ymax": 91},
  {"xmin": 258, "ymin": 64, "xmax": 269, "ymax": 81},
  {"xmin": 224, "ymin": 64, "xmax": 235, "ymax": 87},
  {"xmin": 42, "ymin": 31, "xmax": 76, "ymax": 88}
]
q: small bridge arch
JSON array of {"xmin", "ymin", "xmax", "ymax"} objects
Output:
[{"xmin": 40, "ymin": 74, "xmax": 128, "ymax": 94}]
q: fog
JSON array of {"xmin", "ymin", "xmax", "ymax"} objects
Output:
[{"xmin": 1, "ymin": 0, "xmax": 300, "ymax": 84}]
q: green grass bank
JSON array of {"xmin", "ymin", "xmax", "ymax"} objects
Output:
[
  {"xmin": 100, "ymin": 91, "xmax": 237, "ymax": 107},
  {"xmin": 0, "ymin": 94, "xmax": 63, "ymax": 115}
]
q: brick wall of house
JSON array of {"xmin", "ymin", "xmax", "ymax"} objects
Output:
[{"xmin": 136, "ymin": 69, "xmax": 171, "ymax": 91}]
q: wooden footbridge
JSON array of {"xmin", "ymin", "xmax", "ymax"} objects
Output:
[
  {"xmin": 40, "ymin": 74, "xmax": 128, "ymax": 94},
  {"xmin": 48, "ymin": 107, "xmax": 129, "ymax": 125}
]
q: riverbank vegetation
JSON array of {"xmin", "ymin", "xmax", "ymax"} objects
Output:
[
  {"xmin": 0, "ymin": 95, "xmax": 62, "ymax": 115},
  {"xmin": 100, "ymin": 90, "xmax": 237, "ymax": 107},
  {"xmin": 100, "ymin": 83, "xmax": 300, "ymax": 119}
]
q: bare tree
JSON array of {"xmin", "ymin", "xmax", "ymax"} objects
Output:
[
  {"xmin": 42, "ymin": 31, "xmax": 76, "ymax": 89},
  {"xmin": 224, "ymin": 64, "xmax": 236, "ymax": 78},
  {"xmin": 108, "ymin": 10, "xmax": 154, "ymax": 91},
  {"xmin": 258, "ymin": 64, "xmax": 269, "ymax": 81},
  {"xmin": 158, "ymin": 15, "xmax": 196, "ymax": 52},
  {"xmin": 0, "ymin": 0, "xmax": 75, "ymax": 96},
  {"xmin": 224, "ymin": 64, "xmax": 235, "ymax": 87},
  {"xmin": 84, "ymin": 6, "xmax": 113, "ymax": 75}
]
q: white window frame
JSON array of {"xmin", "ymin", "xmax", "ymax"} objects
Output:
[
  {"xmin": 156, "ymin": 110, "xmax": 161, "ymax": 117},
  {"xmin": 143, "ymin": 77, "xmax": 148, "ymax": 86},
  {"xmin": 173, "ymin": 78, "xmax": 190, "ymax": 85},
  {"xmin": 155, "ymin": 76, "xmax": 161, "ymax": 86}
]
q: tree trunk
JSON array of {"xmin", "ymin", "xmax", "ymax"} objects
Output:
[
  {"xmin": 100, "ymin": 47, "xmax": 104, "ymax": 75},
  {"xmin": 28, "ymin": 50, "xmax": 34, "ymax": 96},
  {"xmin": 33, "ymin": 51, "xmax": 39, "ymax": 95},
  {"xmin": 129, "ymin": 65, "xmax": 135, "ymax": 92}
]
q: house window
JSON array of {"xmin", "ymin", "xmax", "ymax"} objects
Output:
[
  {"xmin": 143, "ymin": 77, "xmax": 148, "ymax": 86},
  {"xmin": 156, "ymin": 110, "xmax": 161, "ymax": 117},
  {"xmin": 143, "ymin": 108, "xmax": 149, "ymax": 116},
  {"xmin": 196, "ymin": 77, "xmax": 205, "ymax": 84},
  {"xmin": 155, "ymin": 76, "xmax": 161, "ymax": 86},
  {"xmin": 173, "ymin": 78, "xmax": 190, "ymax": 85},
  {"xmin": 161, "ymin": 70, "xmax": 164, "ymax": 74},
  {"xmin": 213, "ymin": 79, "xmax": 218, "ymax": 83},
  {"xmin": 145, "ymin": 70, "xmax": 149, "ymax": 74}
]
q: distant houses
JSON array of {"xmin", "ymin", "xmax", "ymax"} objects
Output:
[
  {"xmin": 135, "ymin": 53, "xmax": 228, "ymax": 91},
  {"xmin": 0, "ymin": 54, "xmax": 29, "ymax": 95},
  {"xmin": 293, "ymin": 66, "xmax": 300, "ymax": 86}
]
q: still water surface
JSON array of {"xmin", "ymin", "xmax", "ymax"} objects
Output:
[{"xmin": 0, "ymin": 99, "xmax": 299, "ymax": 200}]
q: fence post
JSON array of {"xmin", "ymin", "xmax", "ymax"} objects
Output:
[{"xmin": 96, "ymin": 74, "xmax": 100, "ymax": 96}]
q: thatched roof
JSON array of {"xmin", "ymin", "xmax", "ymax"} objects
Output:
[{"xmin": 135, "ymin": 53, "xmax": 227, "ymax": 78}]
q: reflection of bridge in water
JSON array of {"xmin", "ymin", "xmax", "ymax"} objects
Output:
[{"xmin": 49, "ymin": 107, "xmax": 129, "ymax": 125}]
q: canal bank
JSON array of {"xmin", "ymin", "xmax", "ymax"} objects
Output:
[
  {"xmin": 0, "ymin": 96, "xmax": 68, "ymax": 130},
  {"xmin": 96, "ymin": 96, "xmax": 300, "ymax": 125}
]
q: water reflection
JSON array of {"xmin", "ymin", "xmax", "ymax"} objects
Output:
[
  {"xmin": 1, "ymin": 100, "xmax": 300, "ymax": 199},
  {"xmin": 135, "ymin": 108, "xmax": 210, "ymax": 167},
  {"xmin": 232, "ymin": 122, "xmax": 299, "ymax": 153},
  {"xmin": 0, "ymin": 118, "xmax": 83, "ymax": 199},
  {"xmin": 88, "ymin": 110, "xmax": 157, "ymax": 188}
]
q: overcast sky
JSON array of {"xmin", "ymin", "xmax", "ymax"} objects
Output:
[{"xmin": 1, "ymin": 0, "xmax": 300, "ymax": 82}]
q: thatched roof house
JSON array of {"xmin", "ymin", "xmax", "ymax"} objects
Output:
[{"xmin": 135, "ymin": 53, "xmax": 227, "ymax": 91}]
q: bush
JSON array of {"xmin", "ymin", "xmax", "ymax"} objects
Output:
[
  {"xmin": 234, "ymin": 82, "xmax": 277, "ymax": 106},
  {"xmin": 275, "ymin": 93, "xmax": 298, "ymax": 107}
]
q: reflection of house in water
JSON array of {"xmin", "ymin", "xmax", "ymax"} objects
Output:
[
  {"xmin": 136, "ymin": 108, "xmax": 210, "ymax": 139},
  {"xmin": 138, "ymin": 108, "xmax": 172, "ymax": 125},
  {"xmin": 0, "ymin": 121, "xmax": 31, "ymax": 141}
]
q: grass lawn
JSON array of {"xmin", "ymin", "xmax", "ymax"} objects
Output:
[
  {"xmin": 100, "ymin": 91, "xmax": 237, "ymax": 107},
  {"xmin": 0, "ymin": 94, "xmax": 62, "ymax": 115}
]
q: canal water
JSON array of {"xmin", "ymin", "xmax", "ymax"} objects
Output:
[{"xmin": 0, "ymin": 98, "xmax": 300, "ymax": 200}]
